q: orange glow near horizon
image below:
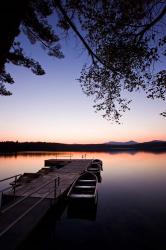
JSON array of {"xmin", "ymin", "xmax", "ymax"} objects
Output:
[
  {"xmin": 1, "ymin": 137, "xmax": 166, "ymax": 144},
  {"xmin": 1, "ymin": 132, "xmax": 166, "ymax": 144},
  {"xmin": 1, "ymin": 111, "xmax": 166, "ymax": 143}
]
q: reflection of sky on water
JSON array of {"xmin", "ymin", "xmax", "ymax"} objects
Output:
[{"xmin": 0, "ymin": 151, "xmax": 166, "ymax": 187}]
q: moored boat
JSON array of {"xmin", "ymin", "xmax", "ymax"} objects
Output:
[
  {"xmin": 87, "ymin": 162, "xmax": 102, "ymax": 173},
  {"xmin": 92, "ymin": 159, "xmax": 103, "ymax": 167},
  {"xmin": 67, "ymin": 172, "xmax": 97, "ymax": 201}
]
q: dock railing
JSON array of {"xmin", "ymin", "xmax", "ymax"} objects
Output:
[
  {"xmin": 0, "ymin": 174, "xmax": 22, "ymax": 210},
  {"xmin": 54, "ymin": 153, "xmax": 73, "ymax": 160},
  {"xmin": 0, "ymin": 176, "xmax": 60, "ymax": 237}
]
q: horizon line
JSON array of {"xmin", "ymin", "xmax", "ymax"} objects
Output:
[{"xmin": 0, "ymin": 139, "xmax": 166, "ymax": 144}]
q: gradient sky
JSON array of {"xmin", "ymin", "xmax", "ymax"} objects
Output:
[{"xmin": 0, "ymin": 30, "xmax": 166, "ymax": 144}]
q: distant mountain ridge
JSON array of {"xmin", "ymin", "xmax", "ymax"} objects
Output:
[
  {"xmin": 105, "ymin": 140, "xmax": 138, "ymax": 145},
  {"xmin": 146, "ymin": 140, "xmax": 165, "ymax": 143}
]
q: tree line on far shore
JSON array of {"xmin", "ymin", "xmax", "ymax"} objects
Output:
[{"xmin": 0, "ymin": 140, "xmax": 166, "ymax": 153}]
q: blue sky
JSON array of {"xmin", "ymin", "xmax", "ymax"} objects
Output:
[{"xmin": 0, "ymin": 29, "xmax": 166, "ymax": 143}]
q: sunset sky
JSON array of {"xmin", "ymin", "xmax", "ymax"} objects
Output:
[{"xmin": 0, "ymin": 32, "xmax": 166, "ymax": 144}]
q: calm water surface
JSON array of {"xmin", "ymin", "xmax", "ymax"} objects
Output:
[{"xmin": 0, "ymin": 151, "xmax": 166, "ymax": 250}]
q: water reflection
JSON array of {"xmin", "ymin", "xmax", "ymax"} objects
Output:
[
  {"xmin": 1, "ymin": 151, "xmax": 166, "ymax": 250},
  {"xmin": 67, "ymin": 199, "xmax": 97, "ymax": 221},
  {"xmin": 96, "ymin": 172, "xmax": 102, "ymax": 183}
]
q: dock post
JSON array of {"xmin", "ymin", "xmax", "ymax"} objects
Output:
[
  {"xmin": 54, "ymin": 177, "xmax": 60, "ymax": 201},
  {"xmin": 13, "ymin": 175, "xmax": 17, "ymax": 199},
  {"xmin": 54, "ymin": 178, "xmax": 57, "ymax": 199},
  {"xmin": 0, "ymin": 191, "xmax": 3, "ymax": 211},
  {"xmin": 58, "ymin": 176, "xmax": 60, "ymax": 186}
]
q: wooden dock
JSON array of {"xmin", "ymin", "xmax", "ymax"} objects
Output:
[{"xmin": 0, "ymin": 159, "xmax": 93, "ymax": 250}]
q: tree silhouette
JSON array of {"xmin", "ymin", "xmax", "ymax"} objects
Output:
[
  {"xmin": 0, "ymin": 0, "xmax": 63, "ymax": 95},
  {"xmin": 0, "ymin": 0, "xmax": 166, "ymax": 122}
]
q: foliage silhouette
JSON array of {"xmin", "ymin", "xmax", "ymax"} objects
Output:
[{"xmin": 0, "ymin": 0, "xmax": 165, "ymax": 121}]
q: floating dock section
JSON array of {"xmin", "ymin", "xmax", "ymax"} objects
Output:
[{"xmin": 0, "ymin": 159, "xmax": 93, "ymax": 250}]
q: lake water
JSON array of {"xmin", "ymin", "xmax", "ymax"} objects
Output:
[{"xmin": 1, "ymin": 151, "xmax": 166, "ymax": 250}]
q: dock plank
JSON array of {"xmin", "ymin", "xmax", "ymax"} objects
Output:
[{"xmin": 12, "ymin": 159, "xmax": 92, "ymax": 199}]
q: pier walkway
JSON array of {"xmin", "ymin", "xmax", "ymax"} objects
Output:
[{"xmin": 0, "ymin": 159, "xmax": 92, "ymax": 250}]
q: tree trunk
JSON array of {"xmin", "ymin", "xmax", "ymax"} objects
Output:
[{"xmin": 0, "ymin": 0, "xmax": 30, "ymax": 73}]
